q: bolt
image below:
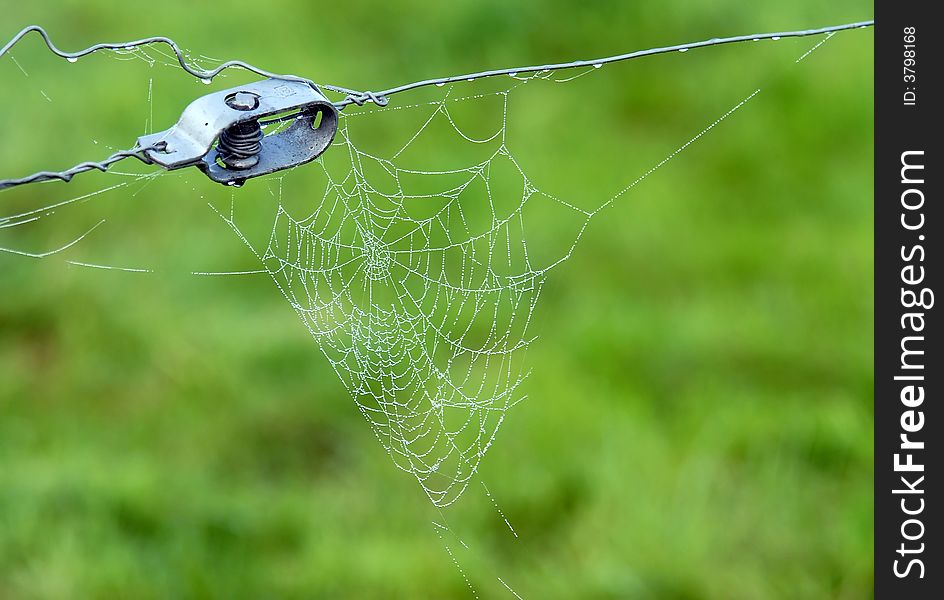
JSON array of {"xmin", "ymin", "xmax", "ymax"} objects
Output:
[{"xmin": 225, "ymin": 91, "xmax": 260, "ymax": 111}]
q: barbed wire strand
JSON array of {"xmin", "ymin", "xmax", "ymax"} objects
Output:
[{"xmin": 0, "ymin": 20, "xmax": 873, "ymax": 190}]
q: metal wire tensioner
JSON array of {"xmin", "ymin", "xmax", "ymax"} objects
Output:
[
  {"xmin": 0, "ymin": 20, "xmax": 873, "ymax": 190},
  {"xmin": 138, "ymin": 78, "xmax": 338, "ymax": 187}
]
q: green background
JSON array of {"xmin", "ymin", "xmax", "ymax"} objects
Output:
[{"xmin": 1, "ymin": 1, "xmax": 873, "ymax": 598}]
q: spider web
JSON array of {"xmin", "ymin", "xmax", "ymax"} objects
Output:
[
  {"xmin": 219, "ymin": 62, "xmax": 768, "ymax": 506},
  {"xmin": 234, "ymin": 87, "xmax": 554, "ymax": 507},
  {"xmin": 1, "ymin": 31, "xmax": 839, "ymax": 510}
]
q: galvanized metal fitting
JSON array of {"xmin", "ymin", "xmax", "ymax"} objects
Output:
[{"xmin": 138, "ymin": 78, "xmax": 338, "ymax": 186}]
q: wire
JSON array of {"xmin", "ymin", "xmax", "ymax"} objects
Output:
[
  {"xmin": 0, "ymin": 25, "xmax": 317, "ymax": 88},
  {"xmin": 0, "ymin": 144, "xmax": 162, "ymax": 191},
  {"xmin": 330, "ymin": 20, "xmax": 874, "ymax": 107},
  {"xmin": 0, "ymin": 20, "xmax": 873, "ymax": 190}
]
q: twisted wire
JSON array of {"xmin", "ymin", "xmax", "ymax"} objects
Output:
[{"xmin": 0, "ymin": 144, "xmax": 162, "ymax": 191}]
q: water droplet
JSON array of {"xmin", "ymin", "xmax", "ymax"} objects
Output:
[
  {"xmin": 593, "ymin": 63, "xmax": 603, "ymax": 69},
  {"xmin": 752, "ymin": 38, "xmax": 760, "ymax": 42},
  {"xmin": 467, "ymin": 78, "xmax": 475, "ymax": 82},
  {"xmin": 200, "ymin": 78, "xmax": 212, "ymax": 85},
  {"xmin": 508, "ymin": 72, "xmax": 518, "ymax": 77},
  {"xmin": 66, "ymin": 57, "xmax": 78, "ymax": 63},
  {"xmin": 435, "ymin": 81, "xmax": 445, "ymax": 87},
  {"xmin": 772, "ymin": 36, "xmax": 781, "ymax": 41},
  {"xmin": 678, "ymin": 48, "xmax": 688, "ymax": 52}
]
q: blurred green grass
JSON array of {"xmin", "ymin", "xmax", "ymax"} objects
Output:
[{"xmin": 1, "ymin": 1, "xmax": 872, "ymax": 598}]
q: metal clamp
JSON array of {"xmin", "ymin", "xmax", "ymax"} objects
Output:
[{"xmin": 138, "ymin": 78, "xmax": 338, "ymax": 186}]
